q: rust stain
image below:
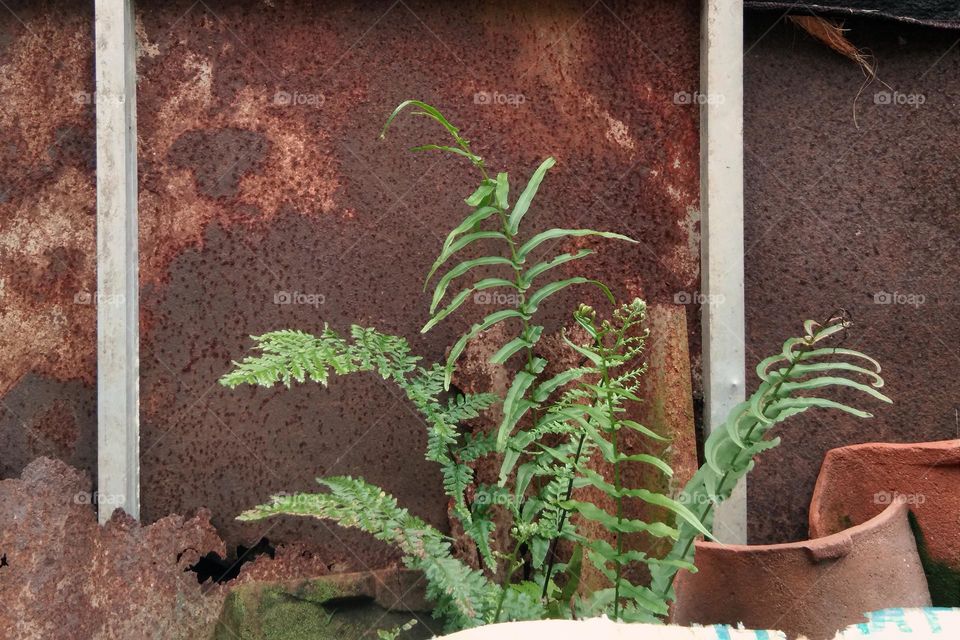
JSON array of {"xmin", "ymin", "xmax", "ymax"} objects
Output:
[
  {"xmin": 0, "ymin": 0, "xmax": 97, "ymax": 491},
  {"xmin": 134, "ymin": 0, "xmax": 702, "ymax": 556}
]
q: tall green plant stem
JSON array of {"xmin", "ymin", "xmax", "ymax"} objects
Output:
[
  {"xmin": 602, "ymin": 354, "xmax": 624, "ymax": 620},
  {"xmin": 493, "ymin": 541, "xmax": 524, "ymax": 622}
]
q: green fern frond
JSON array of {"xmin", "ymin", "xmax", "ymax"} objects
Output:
[
  {"xmin": 650, "ymin": 315, "xmax": 892, "ymax": 601},
  {"xmin": 238, "ymin": 476, "xmax": 505, "ymax": 630},
  {"xmin": 220, "ymin": 326, "xmax": 496, "ymax": 531}
]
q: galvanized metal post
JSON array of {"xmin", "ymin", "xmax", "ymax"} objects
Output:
[
  {"xmin": 700, "ymin": 0, "xmax": 746, "ymax": 542},
  {"xmin": 95, "ymin": 0, "xmax": 139, "ymax": 522}
]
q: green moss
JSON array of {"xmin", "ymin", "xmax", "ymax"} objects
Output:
[
  {"xmin": 908, "ymin": 511, "xmax": 960, "ymax": 606},
  {"xmin": 213, "ymin": 580, "xmax": 436, "ymax": 640}
]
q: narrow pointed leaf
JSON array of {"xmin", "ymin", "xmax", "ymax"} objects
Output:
[
  {"xmin": 490, "ymin": 326, "xmax": 544, "ymax": 364},
  {"xmin": 532, "ymin": 368, "xmax": 593, "ymax": 402},
  {"xmin": 562, "ymin": 335, "xmax": 603, "ymax": 365},
  {"xmin": 410, "ymin": 144, "xmax": 480, "ymax": 164},
  {"xmin": 518, "ymin": 228, "xmax": 636, "ymax": 260},
  {"xmin": 465, "ymin": 182, "xmax": 496, "ymax": 207},
  {"xmin": 520, "ymin": 250, "xmax": 595, "ymax": 288},
  {"xmin": 381, "ymin": 99, "xmax": 460, "ymax": 141},
  {"xmin": 779, "ymin": 376, "xmax": 892, "ymax": 403},
  {"xmin": 445, "ymin": 309, "xmax": 527, "ymax": 388},
  {"xmin": 523, "ymin": 277, "xmax": 592, "ymax": 315},
  {"xmin": 497, "ymin": 357, "xmax": 547, "ymax": 450},
  {"xmin": 422, "ymin": 289, "xmax": 472, "ymax": 333},
  {"xmin": 495, "ymin": 172, "xmax": 509, "ymax": 210},
  {"xmin": 507, "ymin": 157, "xmax": 555, "ymax": 235},
  {"xmin": 431, "ymin": 256, "xmax": 514, "ymax": 313},
  {"xmin": 426, "ymin": 231, "xmax": 509, "ymax": 285}
]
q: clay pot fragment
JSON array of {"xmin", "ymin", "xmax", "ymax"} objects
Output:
[
  {"xmin": 809, "ymin": 439, "xmax": 960, "ymax": 605},
  {"xmin": 671, "ymin": 502, "xmax": 930, "ymax": 640}
]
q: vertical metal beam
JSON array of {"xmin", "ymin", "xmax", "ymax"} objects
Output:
[
  {"xmin": 700, "ymin": 0, "xmax": 746, "ymax": 542},
  {"xmin": 95, "ymin": 0, "xmax": 139, "ymax": 522}
]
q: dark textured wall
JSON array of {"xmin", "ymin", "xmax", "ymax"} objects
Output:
[
  {"xmin": 135, "ymin": 0, "xmax": 702, "ymax": 562},
  {"xmin": 744, "ymin": 15, "xmax": 960, "ymax": 543},
  {"xmin": 0, "ymin": 1, "xmax": 97, "ymax": 480}
]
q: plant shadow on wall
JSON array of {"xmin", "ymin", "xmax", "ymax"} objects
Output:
[{"xmin": 219, "ymin": 102, "xmax": 892, "ymax": 634}]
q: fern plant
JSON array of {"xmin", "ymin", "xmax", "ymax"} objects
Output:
[
  {"xmin": 649, "ymin": 315, "xmax": 892, "ymax": 600},
  {"xmin": 220, "ymin": 102, "xmax": 892, "ymax": 633}
]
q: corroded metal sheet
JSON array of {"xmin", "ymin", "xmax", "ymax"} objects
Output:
[
  {"xmin": 744, "ymin": 16, "xmax": 960, "ymax": 543},
  {"xmin": 130, "ymin": 0, "xmax": 702, "ymax": 560},
  {"xmin": 0, "ymin": 1, "xmax": 97, "ymax": 480}
]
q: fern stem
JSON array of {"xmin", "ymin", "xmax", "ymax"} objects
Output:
[
  {"xmin": 539, "ymin": 431, "xmax": 587, "ymax": 599},
  {"xmin": 493, "ymin": 542, "xmax": 523, "ymax": 622},
  {"xmin": 599, "ymin": 345, "xmax": 625, "ymax": 620}
]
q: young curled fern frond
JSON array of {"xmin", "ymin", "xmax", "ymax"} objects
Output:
[{"xmin": 650, "ymin": 315, "xmax": 892, "ymax": 601}]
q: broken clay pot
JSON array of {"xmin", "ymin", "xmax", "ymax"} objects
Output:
[
  {"xmin": 809, "ymin": 439, "xmax": 960, "ymax": 605},
  {"xmin": 671, "ymin": 501, "xmax": 930, "ymax": 640}
]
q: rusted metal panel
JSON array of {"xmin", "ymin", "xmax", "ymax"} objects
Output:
[
  {"xmin": 132, "ymin": 0, "xmax": 702, "ymax": 558},
  {"xmin": 744, "ymin": 15, "xmax": 960, "ymax": 543},
  {"xmin": 0, "ymin": 1, "xmax": 98, "ymax": 480}
]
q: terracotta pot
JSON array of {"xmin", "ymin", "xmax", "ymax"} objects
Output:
[
  {"xmin": 671, "ymin": 501, "xmax": 930, "ymax": 640},
  {"xmin": 809, "ymin": 439, "xmax": 960, "ymax": 604}
]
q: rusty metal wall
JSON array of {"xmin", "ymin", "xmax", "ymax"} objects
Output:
[
  {"xmin": 744, "ymin": 15, "xmax": 960, "ymax": 543},
  {"xmin": 135, "ymin": 0, "xmax": 702, "ymax": 560},
  {"xmin": 0, "ymin": 1, "xmax": 98, "ymax": 480}
]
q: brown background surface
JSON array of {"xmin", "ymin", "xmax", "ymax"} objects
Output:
[
  {"xmin": 5, "ymin": 1, "xmax": 955, "ymax": 560},
  {"xmin": 0, "ymin": 1, "xmax": 98, "ymax": 481},
  {"xmin": 744, "ymin": 15, "xmax": 960, "ymax": 543},
  {"xmin": 133, "ymin": 0, "xmax": 702, "ymax": 563}
]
